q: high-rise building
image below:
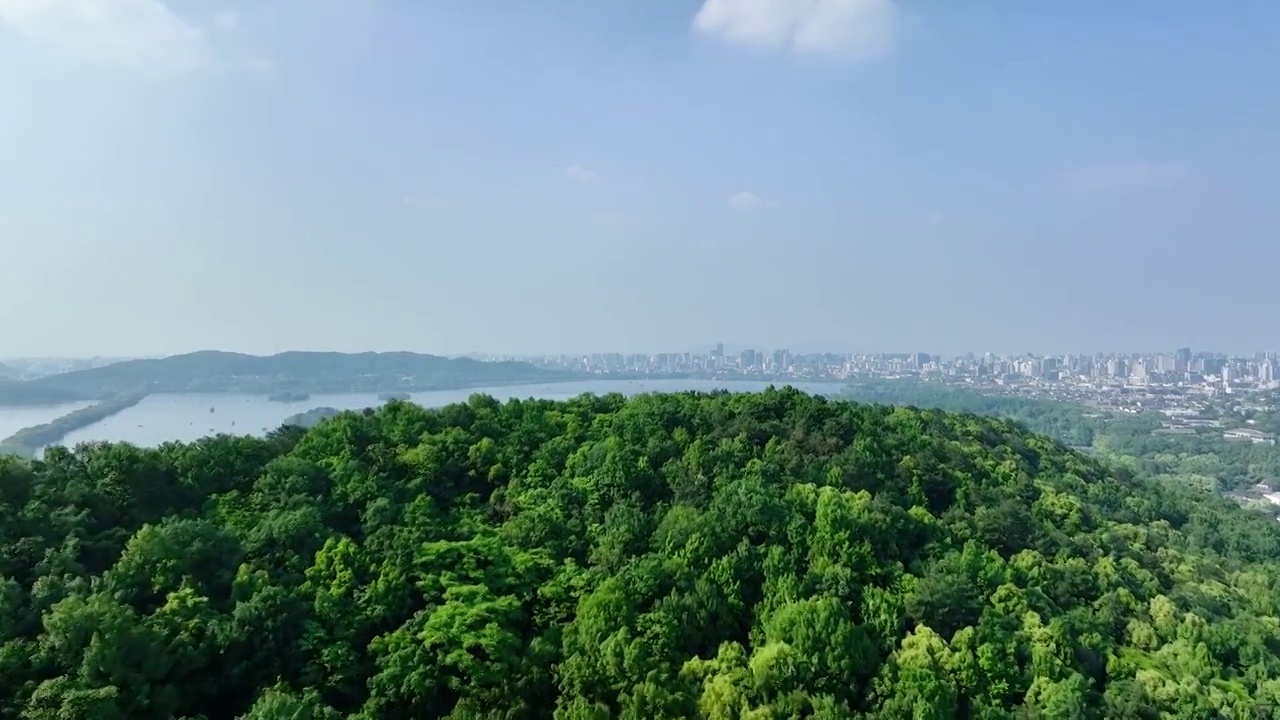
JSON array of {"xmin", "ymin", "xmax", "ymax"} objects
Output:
[
  {"xmin": 1107, "ymin": 357, "xmax": 1126, "ymax": 378},
  {"xmin": 1131, "ymin": 360, "xmax": 1148, "ymax": 381},
  {"xmin": 1175, "ymin": 347, "xmax": 1192, "ymax": 373},
  {"xmin": 1040, "ymin": 357, "xmax": 1060, "ymax": 381}
]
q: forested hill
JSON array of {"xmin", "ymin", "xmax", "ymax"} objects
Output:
[
  {"xmin": 842, "ymin": 380, "xmax": 1280, "ymax": 493},
  {"xmin": 4, "ymin": 350, "xmax": 558, "ymax": 402},
  {"xmin": 842, "ymin": 380, "xmax": 1101, "ymax": 447},
  {"xmin": 0, "ymin": 378, "xmax": 82, "ymax": 405},
  {"xmin": 6, "ymin": 389, "xmax": 1280, "ymax": 718}
]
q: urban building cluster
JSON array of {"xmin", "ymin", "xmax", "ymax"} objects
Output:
[
  {"xmin": 511, "ymin": 345, "xmax": 1280, "ymax": 429},
  {"xmin": 523, "ymin": 345, "xmax": 1279, "ymax": 391}
]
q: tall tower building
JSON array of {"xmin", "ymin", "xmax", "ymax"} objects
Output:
[{"xmin": 1175, "ymin": 347, "xmax": 1192, "ymax": 373}]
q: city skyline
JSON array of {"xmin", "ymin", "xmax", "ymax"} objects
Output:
[
  {"xmin": 516, "ymin": 344, "xmax": 1276, "ymax": 370},
  {"xmin": 496, "ymin": 344, "xmax": 1276, "ymax": 364},
  {"xmin": 7, "ymin": 344, "xmax": 1280, "ymax": 364}
]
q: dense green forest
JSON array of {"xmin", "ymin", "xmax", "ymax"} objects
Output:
[
  {"xmin": 842, "ymin": 383, "xmax": 1101, "ymax": 448},
  {"xmin": 844, "ymin": 381, "xmax": 1280, "ymax": 492},
  {"xmin": 6, "ymin": 389, "xmax": 1280, "ymax": 718}
]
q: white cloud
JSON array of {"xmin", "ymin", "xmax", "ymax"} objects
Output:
[
  {"xmin": 214, "ymin": 9, "xmax": 239, "ymax": 31},
  {"xmin": 694, "ymin": 0, "xmax": 898, "ymax": 61},
  {"xmin": 729, "ymin": 191, "xmax": 777, "ymax": 211},
  {"xmin": 564, "ymin": 165, "xmax": 600, "ymax": 184},
  {"xmin": 0, "ymin": 0, "xmax": 210, "ymax": 75},
  {"xmin": 1064, "ymin": 161, "xmax": 1189, "ymax": 194}
]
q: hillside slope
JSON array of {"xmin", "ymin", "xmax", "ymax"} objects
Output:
[
  {"xmin": 4, "ymin": 388, "xmax": 1280, "ymax": 718},
  {"xmin": 13, "ymin": 350, "xmax": 557, "ymax": 399},
  {"xmin": 0, "ymin": 377, "xmax": 83, "ymax": 405}
]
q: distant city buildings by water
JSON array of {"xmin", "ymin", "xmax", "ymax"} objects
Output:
[
  {"xmin": 470, "ymin": 345, "xmax": 1280, "ymax": 416},
  {"xmin": 502, "ymin": 346, "xmax": 1274, "ymax": 388}
]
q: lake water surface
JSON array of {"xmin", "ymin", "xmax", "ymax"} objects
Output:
[
  {"xmin": 0, "ymin": 401, "xmax": 95, "ymax": 441},
  {"xmin": 52, "ymin": 379, "xmax": 845, "ymax": 448}
]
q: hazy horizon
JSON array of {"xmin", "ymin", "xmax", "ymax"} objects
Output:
[
  {"xmin": 3, "ymin": 0, "xmax": 1278, "ymax": 358},
  {"xmin": 0, "ymin": 343, "xmax": 1265, "ymax": 365}
]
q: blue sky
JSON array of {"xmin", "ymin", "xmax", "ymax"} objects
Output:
[{"xmin": 1, "ymin": 1, "xmax": 1277, "ymax": 358}]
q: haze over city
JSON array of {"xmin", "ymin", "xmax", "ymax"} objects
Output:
[{"xmin": 3, "ymin": 0, "xmax": 1279, "ymax": 357}]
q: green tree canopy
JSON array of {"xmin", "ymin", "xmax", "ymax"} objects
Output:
[{"xmin": 2, "ymin": 390, "xmax": 1280, "ymax": 718}]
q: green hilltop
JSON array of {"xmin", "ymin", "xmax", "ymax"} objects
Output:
[{"xmin": 3, "ymin": 388, "xmax": 1280, "ymax": 717}]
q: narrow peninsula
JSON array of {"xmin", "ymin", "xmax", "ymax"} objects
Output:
[{"xmin": 0, "ymin": 394, "xmax": 147, "ymax": 458}]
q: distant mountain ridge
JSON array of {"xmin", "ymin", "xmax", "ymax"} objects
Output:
[
  {"xmin": 0, "ymin": 350, "xmax": 564, "ymax": 404},
  {"xmin": 0, "ymin": 378, "xmax": 82, "ymax": 405}
]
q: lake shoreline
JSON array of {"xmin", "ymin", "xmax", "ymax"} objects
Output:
[
  {"xmin": 0, "ymin": 379, "xmax": 851, "ymax": 454},
  {"xmin": 0, "ymin": 394, "xmax": 149, "ymax": 458}
]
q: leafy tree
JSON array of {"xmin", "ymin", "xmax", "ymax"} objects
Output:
[{"xmin": 2, "ymin": 388, "xmax": 1280, "ymax": 717}]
